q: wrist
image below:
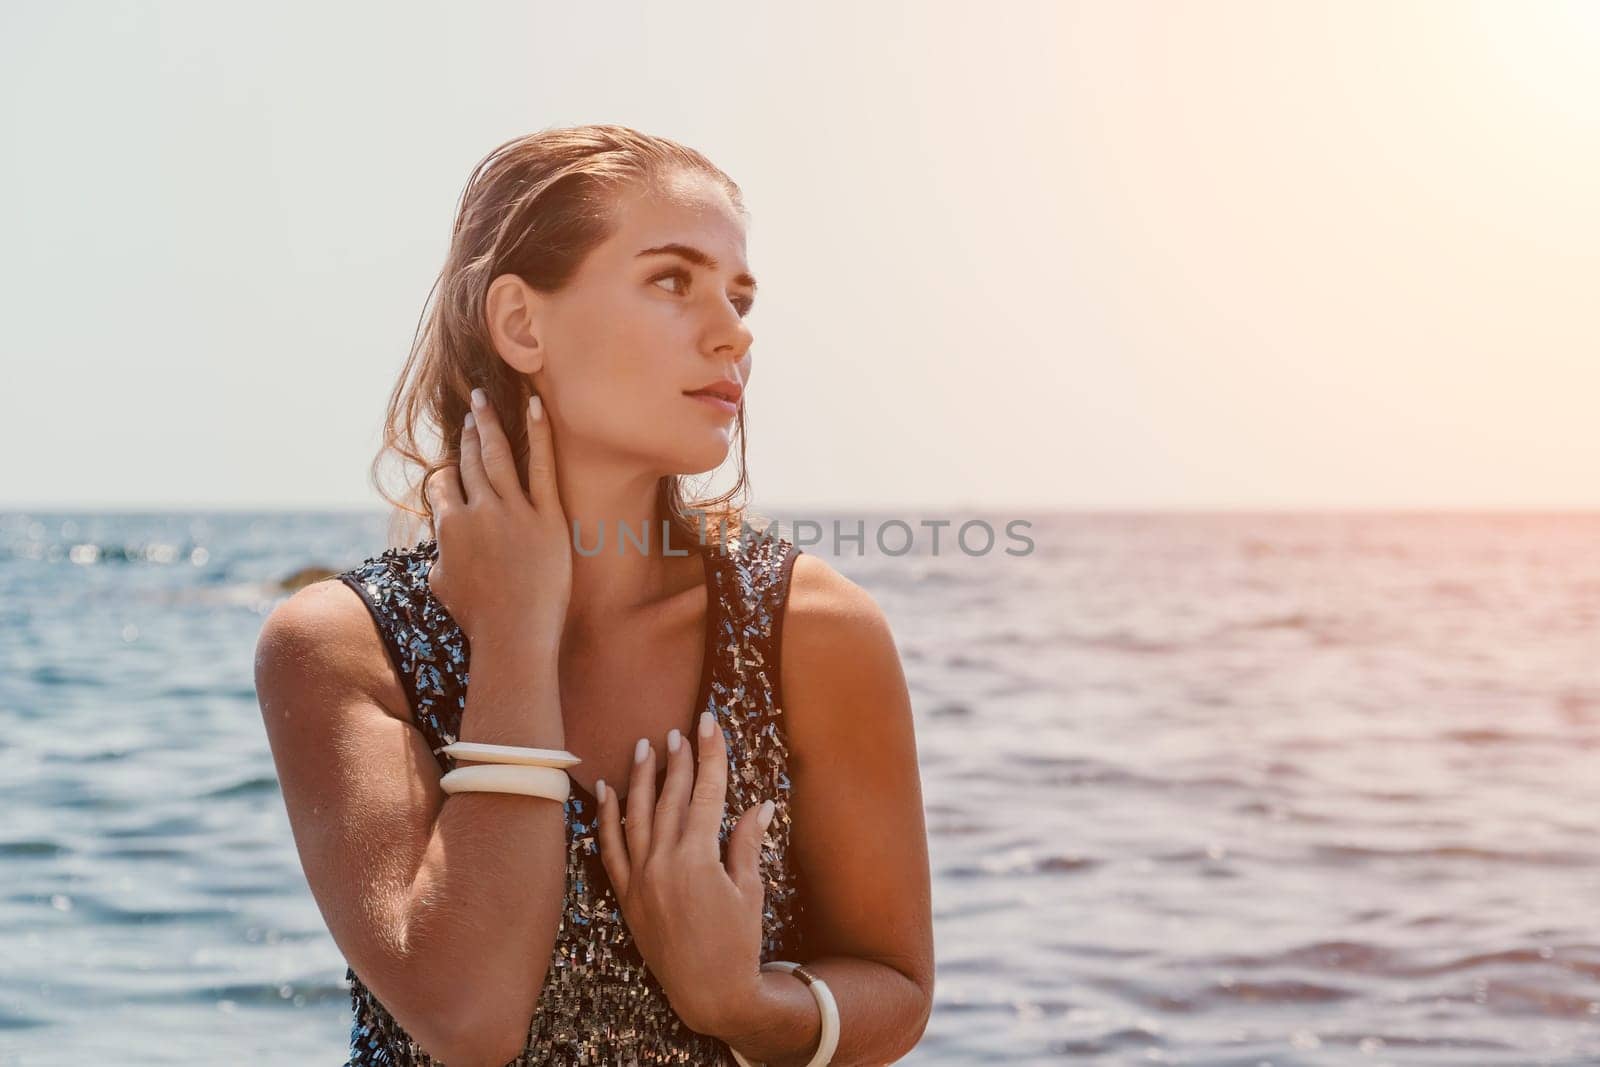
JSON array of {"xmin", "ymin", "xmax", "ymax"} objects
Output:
[
  {"xmin": 465, "ymin": 622, "xmax": 562, "ymax": 664},
  {"xmin": 710, "ymin": 970, "xmax": 821, "ymax": 1067},
  {"xmin": 453, "ymin": 650, "xmax": 565, "ymax": 751},
  {"xmin": 703, "ymin": 969, "xmax": 777, "ymax": 1044}
]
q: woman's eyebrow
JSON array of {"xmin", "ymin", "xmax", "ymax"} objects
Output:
[{"xmin": 635, "ymin": 243, "xmax": 758, "ymax": 292}]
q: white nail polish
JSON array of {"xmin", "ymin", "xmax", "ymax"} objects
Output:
[
  {"xmin": 699, "ymin": 710, "xmax": 715, "ymax": 738},
  {"xmin": 667, "ymin": 729, "xmax": 681, "ymax": 753},
  {"xmin": 634, "ymin": 737, "xmax": 649, "ymax": 763},
  {"xmin": 596, "ymin": 779, "xmax": 607, "ymax": 804}
]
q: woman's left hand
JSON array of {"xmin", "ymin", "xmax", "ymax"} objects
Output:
[{"xmin": 594, "ymin": 709, "xmax": 777, "ymax": 1037}]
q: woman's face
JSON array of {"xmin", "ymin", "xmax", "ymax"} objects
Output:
[{"xmin": 512, "ymin": 170, "xmax": 756, "ymax": 479}]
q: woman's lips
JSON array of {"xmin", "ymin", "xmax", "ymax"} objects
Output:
[{"xmin": 687, "ymin": 392, "xmax": 738, "ymax": 417}]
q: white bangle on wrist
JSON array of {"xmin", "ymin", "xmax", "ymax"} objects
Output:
[
  {"xmin": 437, "ymin": 763, "xmax": 570, "ymax": 802},
  {"xmin": 433, "ymin": 741, "xmax": 577, "ymax": 803},
  {"xmin": 727, "ymin": 960, "xmax": 839, "ymax": 1067},
  {"xmin": 435, "ymin": 741, "xmax": 581, "ymax": 768}
]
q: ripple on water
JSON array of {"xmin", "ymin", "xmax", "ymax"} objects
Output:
[
  {"xmin": 199, "ymin": 775, "xmax": 280, "ymax": 799},
  {"xmin": 0, "ymin": 839, "xmax": 72, "ymax": 859}
]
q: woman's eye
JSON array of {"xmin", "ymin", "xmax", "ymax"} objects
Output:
[
  {"xmin": 654, "ymin": 269, "xmax": 752, "ymax": 317},
  {"xmin": 653, "ymin": 269, "xmax": 690, "ymax": 294}
]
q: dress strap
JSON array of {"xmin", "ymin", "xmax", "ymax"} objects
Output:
[
  {"xmin": 337, "ymin": 559, "xmax": 413, "ymax": 706},
  {"xmin": 336, "ymin": 543, "xmax": 461, "ymax": 760}
]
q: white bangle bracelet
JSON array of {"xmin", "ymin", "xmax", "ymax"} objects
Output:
[
  {"xmin": 436, "ymin": 741, "xmax": 582, "ymax": 768},
  {"xmin": 438, "ymin": 764, "xmax": 570, "ymax": 802},
  {"xmin": 727, "ymin": 960, "xmax": 839, "ymax": 1067}
]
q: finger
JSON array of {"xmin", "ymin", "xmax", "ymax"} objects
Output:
[
  {"xmin": 524, "ymin": 393, "xmax": 559, "ymax": 512},
  {"xmin": 468, "ymin": 388, "xmax": 522, "ymax": 501},
  {"xmin": 458, "ymin": 411, "xmax": 494, "ymax": 503},
  {"xmin": 686, "ymin": 710, "xmax": 729, "ymax": 859},
  {"xmin": 727, "ymin": 799, "xmax": 775, "ymax": 898},
  {"xmin": 593, "ymin": 779, "xmax": 630, "ymax": 900},
  {"xmin": 623, "ymin": 738, "xmax": 656, "ymax": 864},
  {"xmin": 653, "ymin": 725, "xmax": 693, "ymax": 853},
  {"xmin": 424, "ymin": 464, "xmax": 464, "ymax": 516}
]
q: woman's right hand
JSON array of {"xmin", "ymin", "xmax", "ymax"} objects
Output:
[{"xmin": 424, "ymin": 388, "xmax": 571, "ymax": 658}]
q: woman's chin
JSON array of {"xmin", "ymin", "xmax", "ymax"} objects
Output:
[{"xmin": 664, "ymin": 435, "xmax": 734, "ymax": 477}]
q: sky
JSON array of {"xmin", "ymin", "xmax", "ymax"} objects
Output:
[{"xmin": 2, "ymin": 0, "xmax": 1596, "ymax": 512}]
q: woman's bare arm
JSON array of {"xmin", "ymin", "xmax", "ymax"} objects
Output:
[
  {"xmin": 254, "ymin": 577, "xmax": 568, "ymax": 1067},
  {"xmin": 717, "ymin": 552, "xmax": 936, "ymax": 1066}
]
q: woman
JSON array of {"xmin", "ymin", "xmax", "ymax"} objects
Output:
[{"xmin": 254, "ymin": 124, "xmax": 933, "ymax": 1066}]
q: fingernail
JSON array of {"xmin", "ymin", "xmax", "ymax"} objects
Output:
[
  {"xmin": 596, "ymin": 779, "xmax": 607, "ymax": 804},
  {"xmin": 699, "ymin": 710, "xmax": 714, "ymax": 738},
  {"xmin": 470, "ymin": 387, "xmax": 486, "ymax": 409},
  {"xmin": 634, "ymin": 737, "xmax": 649, "ymax": 763},
  {"xmin": 757, "ymin": 799, "xmax": 775, "ymax": 829},
  {"xmin": 463, "ymin": 412, "xmax": 476, "ymax": 431},
  {"xmin": 529, "ymin": 394, "xmax": 542, "ymax": 420},
  {"xmin": 667, "ymin": 728, "xmax": 681, "ymax": 754}
]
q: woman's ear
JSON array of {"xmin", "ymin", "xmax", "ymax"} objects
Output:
[{"xmin": 485, "ymin": 272, "xmax": 545, "ymax": 375}]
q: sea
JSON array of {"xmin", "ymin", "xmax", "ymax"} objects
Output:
[{"xmin": 2, "ymin": 510, "xmax": 1598, "ymax": 1065}]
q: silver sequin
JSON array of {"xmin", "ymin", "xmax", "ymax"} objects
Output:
[{"xmin": 332, "ymin": 534, "xmax": 807, "ymax": 1066}]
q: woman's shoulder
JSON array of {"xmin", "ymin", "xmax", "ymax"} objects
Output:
[
  {"xmin": 260, "ymin": 535, "xmax": 435, "ymax": 675},
  {"xmin": 775, "ymin": 551, "xmax": 914, "ymax": 775},
  {"xmin": 256, "ymin": 561, "xmax": 418, "ymax": 726},
  {"xmin": 712, "ymin": 531, "xmax": 896, "ymax": 651},
  {"xmin": 783, "ymin": 551, "xmax": 895, "ymax": 653}
]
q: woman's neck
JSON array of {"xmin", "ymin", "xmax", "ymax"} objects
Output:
[{"xmin": 557, "ymin": 454, "xmax": 695, "ymax": 631}]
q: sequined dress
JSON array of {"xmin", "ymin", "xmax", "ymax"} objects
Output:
[{"xmin": 330, "ymin": 533, "xmax": 808, "ymax": 1065}]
